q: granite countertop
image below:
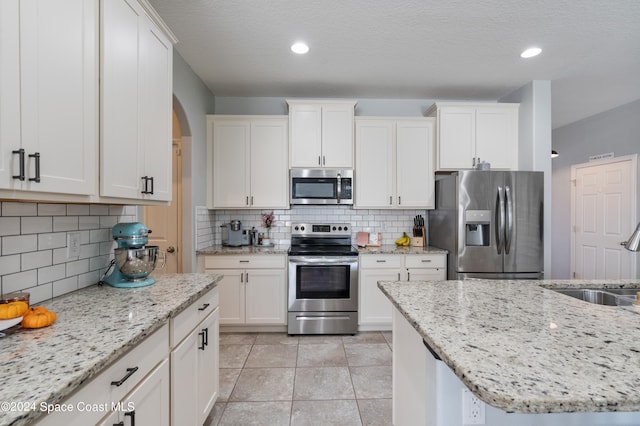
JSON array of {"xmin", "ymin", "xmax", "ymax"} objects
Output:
[
  {"xmin": 378, "ymin": 278, "xmax": 640, "ymax": 414},
  {"xmin": 197, "ymin": 244, "xmax": 289, "ymax": 255},
  {"xmin": 198, "ymin": 243, "xmax": 447, "ymax": 256},
  {"xmin": 0, "ymin": 273, "xmax": 221, "ymax": 426},
  {"xmin": 357, "ymin": 244, "xmax": 447, "ymax": 255}
]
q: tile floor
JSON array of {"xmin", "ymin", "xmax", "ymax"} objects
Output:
[{"xmin": 205, "ymin": 331, "xmax": 393, "ymax": 426}]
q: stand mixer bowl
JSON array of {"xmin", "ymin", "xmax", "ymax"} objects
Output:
[{"xmin": 114, "ymin": 246, "xmax": 159, "ymax": 280}]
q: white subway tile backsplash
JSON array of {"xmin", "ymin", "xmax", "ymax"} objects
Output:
[
  {"xmin": 1, "ymin": 201, "xmax": 137, "ymax": 300},
  {"xmin": 2, "ymin": 202, "xmax": 37, "ymax": 217},
  {"xmin": 21, "ymin": 217, "xmax": 53, "ymax": 234},
  {"xmin": 38, "ymin": 204, "xmax": 67, "ymax": 216},
  {"xmin": 2, "ymin": 235, "xmax": 38, "ymax": 255},
  {"xmin": 2, "ymin": 270, "xmax": 38, "ymax": 294},
  {"xmin": 0, "ymin": 217, "xmax": 20, "ymax": 236},
  {"xmin": 22, "ymin": 250, "xmax": 52, "ymax": 270},
  {"xmin": 38, "ymin": 264, "xmax": 66, "ymax": 285}
]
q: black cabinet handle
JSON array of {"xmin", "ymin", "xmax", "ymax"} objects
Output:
[
  {"xmin": 141, "ymin": 176, "xmax": 148, "ymax": 194},
  {"xmin": 203, "ymin": 327, "xmax": 209, "ymax": 347},
  {"xmin": 12, "ymin": 149, "xmax": 25, "ymax": 181},
  {"xmin": 148, "ymin": 176, "xmax": 154, "ymax": 194},
  {"xmin": 199, "ymin": 329, "xmax": 207, "ymax": 350},
  {"xmin": 110, "ymin": 367, "xmax": 139, "ymax": 387},
  {"xmin": 28, "ymin": 152, "xmax": 40, "ymax": 182},
  {"xmin": 198, "ymin": 303, "xmax": 210, "ymax": 311},
  {"xmin": 124, "ymin": 410, "xmax": 135, "ymax": 426},
  {"xmin": 113, "ymin": 422, "xmax": 124, "ymax": 426}
]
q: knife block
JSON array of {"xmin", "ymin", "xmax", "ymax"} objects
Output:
[{"xmin": 412, "ymin": 227, "xmax": 426, "ymax": 247}]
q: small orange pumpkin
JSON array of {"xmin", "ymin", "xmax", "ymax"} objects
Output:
[
  {"xmin": 21, "ymin": 307, "xmax": 56, "ymax": 329},
  {"xmin": 0, "ymin": 301, "xmax": 29, "ymax": 320}
]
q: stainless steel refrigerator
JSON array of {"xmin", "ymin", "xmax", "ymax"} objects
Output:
[{"xmin": 429, "ymin": 171, "xmax": 544, "ymax": 279}]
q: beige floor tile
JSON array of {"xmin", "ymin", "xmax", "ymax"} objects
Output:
[
  {"xmin": 358, "ymin": 398, "xmax": 392, "ymax": 426},
  {"xmin": 255, "ymin": 333, "xmax": 299, "ymax": 345},
  {"xmin": 230, "ymin": 367, "xmax": 295, "ymax": 401},
  {"xmin": 218, "ymin": 368, "xmax": 242, "ymax": 402},
  {"xmin": 218, "ymin": 401, "xmax": 292, "ymax": 426},
  {"xmin": 296, "ymin": 342, "xmax": 348, "ymax": 367},
  {"xmin": 382, "ymin": 331, "xmax": 393, "ymax": 346},
  {"xmin": 291, "ymin": 400, "xmax": 362, "ymax": 426},
  {"xmin": 219, "ymin": 344, "xmax": 252, "ymax": 368},
  {"xmin": 298, "ymin": 334, "xmax": 344, "ymax": 344},
  {"xmin": 350, "ymin": 365, "xmax": 392, "ymax": 399},
  {"xmin": 342, "ymin": 331, "xmax": 387, "ymax": 344},
  {"xmin": 219, "ymin": 332, "xmax": 257, "ymax": 345},
  {"xmin": 293, "ymin": 367, "xmax": 355, "ymax": 400},
  {"xmin": 244, "ymin": 344, "xmax": 298, "ymax": 368},
  {"xmin": 344, "ymin": 343, "xmax": 392, "ymax": 366},
  {"xmin": 204, "ymin": 402, "xmax": 225, "ymax": 426}
]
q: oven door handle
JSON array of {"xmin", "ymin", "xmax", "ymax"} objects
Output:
[{"xmin": 288, "ymin": 257, "xmax": 357, "ymax": 264}]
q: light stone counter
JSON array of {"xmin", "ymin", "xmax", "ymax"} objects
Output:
[
  {"xmin": 356, "ymin": 244, "xmax": 447, "ymax": 255},
  {"xmin": 197, "ymin": 244, "xmax": 289, "ymax": 255},
  {"xmin": 378, "ymin": 278, "xmax": 640, "ymax": 414},
  {"xmin": 0, "ymin": 273, "xmax": 221, "ymax": 426}
]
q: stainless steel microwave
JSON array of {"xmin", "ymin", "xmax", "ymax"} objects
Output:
[{"xmin": 290, "ymin": 169, "xmax": 353, "ymax": 205}]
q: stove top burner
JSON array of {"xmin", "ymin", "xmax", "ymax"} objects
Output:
[{"xmin": 289, "ymin": 222, "xmax": 358, "ymax": 256}]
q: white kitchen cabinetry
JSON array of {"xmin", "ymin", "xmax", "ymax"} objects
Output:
[
  {"xmin": 35, "ymin": 324, "xmax": 170, "ymax": 426},
  {"xmin": 171, "ymin": 287, "xmax": 220, "ymax": 425},
  {"xmin": 204, "ymin": 255, "xmax": 287, "ymax": 327},
  {"xmin": 359, "ymin": 253, "xmax": 446, "ymax": 330},
  {"xmin": 355, "ymin": 117, "xmax": 435, "ymax": 209},
  {"xmin": 207, "ymin": 115, "xmax": 289, "ymax": 209},
  {"xmin": 0, "ymin": 0, "xmax": 97, "ymax": 196},
  {"xmin": 288, "ymin": 100, "xmax": 356, "ymax": 168},
  {"xmin": 100, "ymin": 0, "xmax": 176, "ymax": 202},
  {"xmin": 427, "ymin": 102, "xmax": 519, "ymax": 171}
]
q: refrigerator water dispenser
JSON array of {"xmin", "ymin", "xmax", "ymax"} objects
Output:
[{"xmin": 465, "ymin": 210, "xmax": 490, "ymax": 246}]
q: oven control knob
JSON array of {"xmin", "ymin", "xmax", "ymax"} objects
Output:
[
  {"xmin": 300, "ymin": 226, "xmax": 305, "ymax": 231},
  {"xmin": 332, "ymin": 226, "xmax": 337, "ymax": 231},
  {"xmin": 294, "ymin": 226, "xmax": 299, "ymax": 231},
  {"xmin": 338, "ymin": 226, "xmax": 343, "ymax": 231},
  {"xmin": 344, "ymin": 226, "xmax": 348, "ymax": 231}
]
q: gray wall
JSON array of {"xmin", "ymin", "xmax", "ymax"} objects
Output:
[
  {"xmin": 172, "ymin": 51, "xmax": 215, "ymax": 272},
  {"xmin": 551, "ymin": 99, "xmax": 640, "ymax": 278}
]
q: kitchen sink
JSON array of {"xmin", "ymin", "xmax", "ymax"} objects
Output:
[{"xmin": 552, "ymin": 288, "xmax": 638, "ymax": 306}]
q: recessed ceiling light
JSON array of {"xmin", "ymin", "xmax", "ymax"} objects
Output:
[
  {"xmin": 521, "ymin": 47, "xmax": 542, "ymax": 58},
  {"xmin": 291, "ymin": 42, "xmax": 309, "ymax": 55}
]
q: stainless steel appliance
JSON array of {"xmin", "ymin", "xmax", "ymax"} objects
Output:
[
  {"xmin": 102, "ymin": 222, "xmax": 164, "ymax": 288},
  {"xmin": 429, "ymin": 171, "xmax": 544, "ymax": 280},
  {"xmin": 290, "ymin": 169, "xmax": 353, "ymax": 205},
  {"xmin": 221, "ymin": 221, "xmax": 249, "ymax": 246},
  {"xmin": 288, "ymin": 223, "xmax": 359, "ymax": 334}
]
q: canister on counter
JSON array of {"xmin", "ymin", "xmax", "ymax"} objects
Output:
[{"xmin": 0, "ymin": 292, "xmax": 30, "ymax": 307}]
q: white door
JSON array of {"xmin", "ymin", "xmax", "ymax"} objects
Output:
[{"xmin": 572, "ymin": 155, "xmax": 637, "ymax": 279}]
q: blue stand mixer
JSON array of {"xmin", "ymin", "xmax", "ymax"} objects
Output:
[{"xmin": 102, "ymin": 222, "xmax": 163, "ymax": 288}]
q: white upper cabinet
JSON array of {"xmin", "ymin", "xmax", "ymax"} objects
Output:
[
  {"xmin": 355, "ymin": 117, "xmax": 435, "ymax": 209},
  {"xmin": 427, "ymin": 102, "xmax": 519, "ymax": 171},
  {"xmin": 288, "ymin": 100, "xmax": 356, "ymax": 168},
  {"xmin": 100, "ymin": 0, "xmax": 175, "ymax": 202},
  {"xmin": 207, "ymin": 116, "xmax": 289, "ymax": 209},
  {"xmin": 0, "ymin": 0, "xmax": 98, "ymax": 196}
]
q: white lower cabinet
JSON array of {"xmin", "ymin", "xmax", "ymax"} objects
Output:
[
  {"xmin": 204, "ymin": 255, "xmax": 287, "ymax": 326},
  {"xmin": 35, "ymin": 324, "xmax": 170, "ymax": 426},
  {"xmin": 170, "ymin": 287, "xmax": 220, "ymax": 426},
  {"xmin": 359, "ymin": 253, "xmax": 446, "ymax": 330}
]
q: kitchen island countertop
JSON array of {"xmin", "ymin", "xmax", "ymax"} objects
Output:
[
  {"xmin": 357, "ymin": 244, "xmax": 447, "ymax": 255},
  {"xmin": 0, "ymin": 273, "xmax": 221, "ymax": 426},
  {"xmin": 379, "ymin": 278, "xmax": 640, "ymax": 414}
]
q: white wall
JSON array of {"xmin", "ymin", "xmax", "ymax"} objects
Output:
[
  {"xmin": 172, "ymin": 51, "xmax": 215, "ymax": 272},
  {"xmin": 551, "ymin": 99, "xmax": 640, "ymax": 278},
  {"xmin": 500, "ymin": 80, "xmax": 552, "ymax": 278}
]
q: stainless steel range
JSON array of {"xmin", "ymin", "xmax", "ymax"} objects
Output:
[{"xmin": 288, "ymin": 223, "xmax": 359, "ymax": 335}]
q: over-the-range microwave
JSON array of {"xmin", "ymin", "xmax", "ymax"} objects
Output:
[{"xmin": 290, "ymin": 169, "xmax": 353, "ymax": 205}]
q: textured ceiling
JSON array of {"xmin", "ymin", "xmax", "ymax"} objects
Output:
[{"xmin": 148, "ymin": 0, "xmax": 640, "ymax": 129}]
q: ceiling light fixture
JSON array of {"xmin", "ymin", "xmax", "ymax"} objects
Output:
[
  {"xmin": 521, "ymin": 47, "xmax": 542, "ymax": 58},
  {"xmin": 291, "ymin": 42, "xmax": 309, "ymax": 54}
]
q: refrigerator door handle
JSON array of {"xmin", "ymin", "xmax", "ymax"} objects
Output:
[
  {"xmin": 496, "ymin": 186, "xmax": 505, "ymax": 254},
  {"xmin": 505, "ymin": 185, "xmax": 514, "ymax": 254}
]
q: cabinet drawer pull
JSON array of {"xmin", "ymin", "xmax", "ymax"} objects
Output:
[
  {"xmin": 141, "ymin": 176, "xmax": 149, "ymax": 194},
  {"xmin": 111, "ymin": 367, "xmax": 139, "ymax": 387},
  {"xmin": 398, "ymin": 196, "xmax": 401, "ymax": 205},
  {"xmin": 113, "ymin": 422, "xmax": 124, "ymax": 426},
  {"xmin": 28, "ymin": 152, "xmax": 40, "ymax": 182},
  {"xmin": 318, "ymin": 155, "xmax": 321, "ymax": 165},
  {"xmin": 398, "ymin": 272, "xmax": 401, "ymax": 280},
  {"xmin": 376, "ymin": 260, "xmax": 386, "ymax": 263},
  {"xmin": 389, "ymin": 196, "xmax": 392, "ymax": 205},
  {"xmin": 239, "ymin": 260, "xmax": 250, "ymax": 263},
  {"xmin": 148, "ymin": 176, "xmax": 154, "ymax": 195},
  {"xmin": 198, "ymin": 303, "xmax": 210, "ymax": 311},
  {"xmin": 124, "ymin": 410, "xmax": 135, "ymax": 426},
  {"xmin": 421, "ymin": 259, "xmax": 432, "ymax": 263},
  {"xmin": 12, "ymin": 149, "xmax": 25, "ymax": 181},
  {"xmin": 199, "ymin": 327, "xmax": 208, "ymax": 350}
]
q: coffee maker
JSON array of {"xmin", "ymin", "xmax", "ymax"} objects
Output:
[
  {"xmin": 221, "ymin": 220, "xmax": 249, "ymax": 246},
  {"xmin": 102, "ymin": 222, "xmax": 164, "ymax": 288}
]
